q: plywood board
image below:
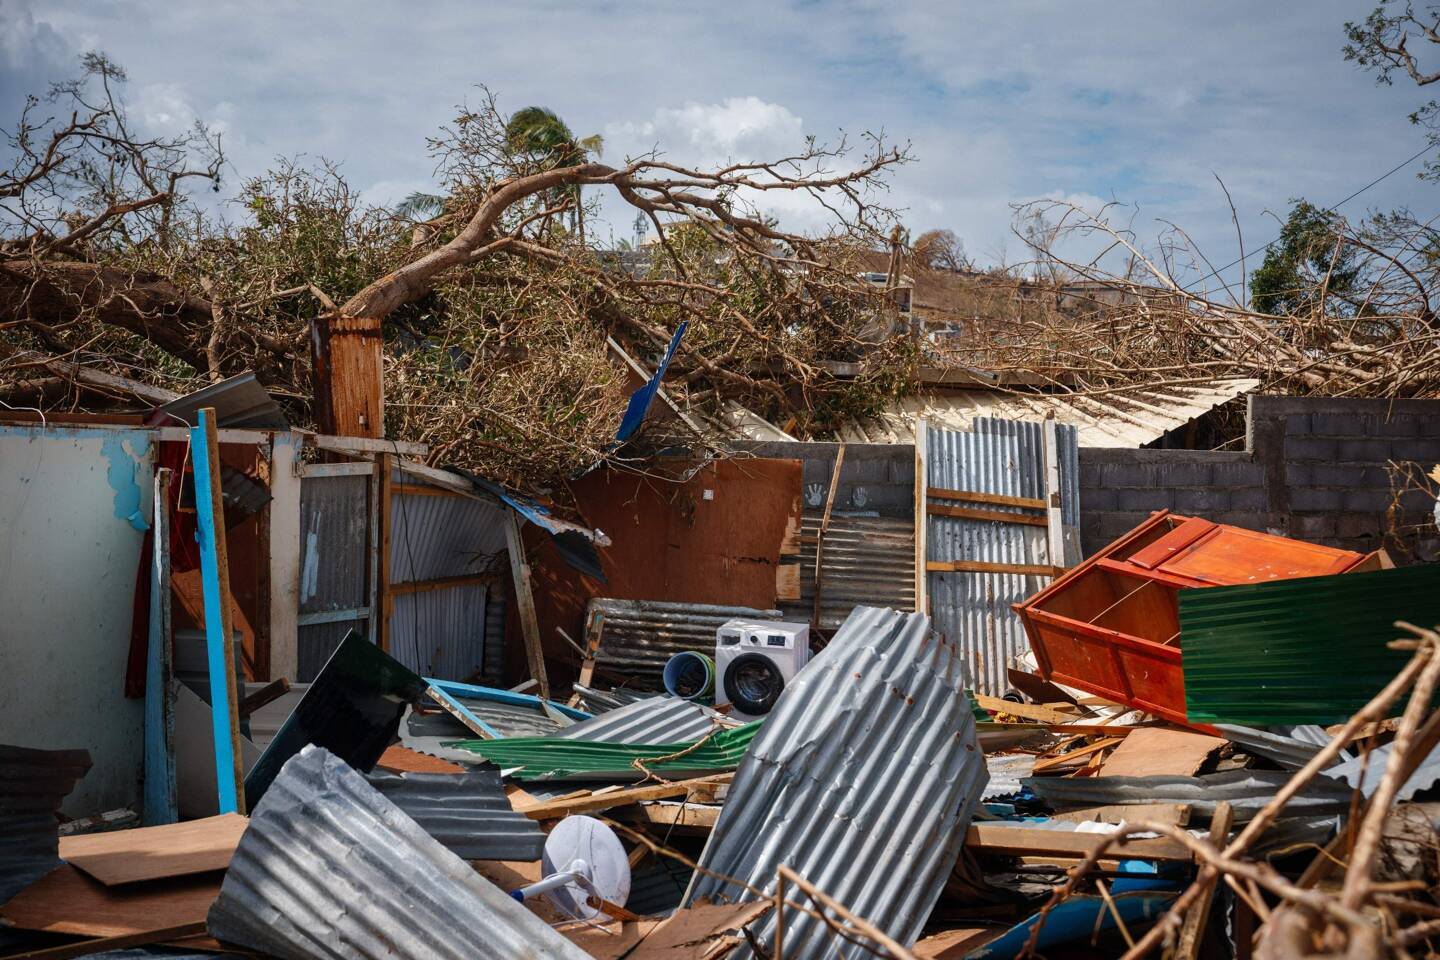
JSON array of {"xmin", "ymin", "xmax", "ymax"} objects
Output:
[
  {"xmin": 1097, "ymin": 727, "xmax": 1226, "ymax": 778},
  {"xmin": 0, "ymin": 865, "xmax": 222, "ymax": 937},
  {"xmin": 60, "ymin": 813, "xmax": 247, "ymax": 886},
  {"xmin": 376, "ymin": 743, "xmax": 466, "ymax": 774}
]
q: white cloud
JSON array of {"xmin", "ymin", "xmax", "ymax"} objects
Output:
[{"xmin": 609, "ymin": 97, "xmax": 806, "ymax": 162}]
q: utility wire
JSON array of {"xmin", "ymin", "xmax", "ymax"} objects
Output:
[{"xmin": 1182, "ymin": 140, "xmax": 1439, "ymax": 293}]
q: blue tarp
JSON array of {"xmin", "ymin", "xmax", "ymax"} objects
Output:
[{"xmin": 615, "ymin": 321, "xmax": 687, "ymax": 442}]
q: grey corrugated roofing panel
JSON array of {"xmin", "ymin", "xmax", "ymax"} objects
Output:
[
  {"xmin": 926, "ymin": 418, "xmax": 1079, "ymax": 697},
  {"xmin": 590, "ymin": 599, "xmax": 781, "ymax": 689},
  {"xmin": 364, "ymin": 768, "xmax": 544, "ymax": 861},
  {"xmin": 553, "ymin": 696, "xmax": 730, "ymax": 745},
  {"xmin": 397, "ymin": 706, "xmax": 490, "ymax": 767},
  {"xmin": 207, "ymin": 746, "xmax": 589, "ymax": 960},
  {"xmin": 1024, "ymin": 769, "xmax": 1354, "ymax": 823},
  {"xmin": 0, "ymin": 744, "xmax": 91, "ymax": 905},
  {"xmin": 779, "ymin": 514, "xmax": 916, "ymax": 631},
  {"xmin": 1325, "ymin": 741, "xmax": 1440, "ymax": 802},
  {"xmin": 156, "ymin": 371, "xmax": 289, "ymax": 429},
  {"xmin": 686, "ymin": 606, "xmax": 988, "ymax": 959},
  {"xmin": 571, "ymin": 684, "xmax": 653, "ymax": 714},
  {"xmin": 1216, "ymin": 724, "xmax": 1348, "ymax": 771}
]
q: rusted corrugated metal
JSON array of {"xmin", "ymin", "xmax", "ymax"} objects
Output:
[
  {"xmin": 781, "ymin": 513, "xmax": 915, "ymax": 630},
  {"xmin": 926, "ymin": 418, "xmax": 1079, "ymax": 696},
  {"xmin": 0, "ymin": 745, "xmax": 91, "ymax": 904},
  {"xmin": 209, "ymin": 746, "xmax": 589, "ymax": 959},
  {"xmin": 590, "ymin": 599, "xmax": 781, "ymax": 688},
  {"xmin": 687, "ymin": 607, "xmax": 987, "ymax": 958}
]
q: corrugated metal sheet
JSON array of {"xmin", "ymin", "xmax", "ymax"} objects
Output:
[
  {"xmin": 156, "ymin": 371, "xmax": 289, "ymax": 429},
  {"xmin": 1216, "ymin": 725, "xmax": 1344, "ymax": 771},
  {"xmin": 298, "ymin": 474, "xmax": 370, "ymax": 681},
  {"xmin": 554, "ymin": 696, "xmax": 731, "ymax": 745},
  {"xmin": 1325, "ymin": 741, "xmax": 1440, "ymax": 802},
  {"xmin": 628, "ymin": 856, "xmax": 694, "ymax": 917},
  {"xmin": 208, "ymin": 746, "xmax": 589, "ymax": 960},
  {"xmin": 571, "ymin": 684, "xmax": 654, "ymax": 714},
  {"xmin": 364, "ymin": 768, "xmax": 544, "ymax": 861},
  {"xmin": 427, "ymin": 680, "xmax": 589, "ymax": 740},
  {"xmin": 451, "ymin": 721, "xmax": 761, "ymax": 781},
  {"xmin": 780, "ymin": 514, "xmax": 915, "ymax": 630},
  {"xmin": 1023, "ymin": 769, "xmax": 1354, "ymax": 822},
  {"xmin": 927, "ymin": 418, "xmax": 1080, "ymax": 697},
  {"xmin": 1181, "ymin": 565, "xmax": 1439, "ymax": 726},
  {"xmin": 0, "ymin": 745, "xmax": 91, "ymax": 904},
  {"xmin": 590, "ymin": 599, "xmax": 781, "ymax": 688},
  {"xmin": 686, "ymin": 606, "xmax": 988, "ymax": 958},
  {"xmin": 483, "ymin": 578, "xmax": 507, "ymax": 685},
  {"xmin": 391, "ymin": 584, "xmax": 489, "ymax": 682},
  {"xmin": 839, "ymin": 379, "xmax": 1259, "ymax": 447}
]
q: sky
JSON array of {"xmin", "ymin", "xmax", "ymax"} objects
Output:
[{"xmin": 3, "ymin": 1, "xmax": 1438, "ymax": 294}]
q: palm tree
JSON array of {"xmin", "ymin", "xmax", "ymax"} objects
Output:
[{"xmin": 504, "ymin": 106, "xmax": 602, "ymax": 240}]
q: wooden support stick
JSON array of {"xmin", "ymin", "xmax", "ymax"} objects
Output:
[
  {"xmin": 504, "ymin": 511, "xmax": 549, "ymax": 700},
  {"xmin": 2, "ymin": 922, "xmax": 209, "ymax": 959},
  {"xmin": 812, "ymin": 444, "xmax": 845, "ymax": 629},
  {"xmin": 927, "ymin": 503, "xmax": 1049, "ymax": 526},
  {"xmin": 1175, "ymin": 801, "xmax": 1234, "ymax": 960},
  {"xmin": 928, "ymin": 486, "xmax": 1048, "ymax": 510}
]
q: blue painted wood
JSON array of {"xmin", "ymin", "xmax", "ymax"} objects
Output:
[
  {"xmin": 142, "ymin": 468, "xmax": 178, "ymax": 824},
  {"xmin": 193, "ymin": 409, "xmax": 240, "ymax": 815},
  {"xmin": 426, "ymin": 678, "xmax": 592, "ymax": 739}
]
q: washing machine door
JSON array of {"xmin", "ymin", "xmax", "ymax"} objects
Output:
[{"xmin": 722, "ymin": 652, "xmax": 786, "ymax": 715}]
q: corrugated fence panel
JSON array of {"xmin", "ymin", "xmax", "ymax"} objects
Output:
[
  {"xmin": 387, "ymin": 489, "xmax": 508, "ymax": 683},
  {"xmin": 687, "ymin": 607, "xmax": 987, "ymax": 959},
  {"xmin": 780, "ymin": 513, "xmax": 915, "ymax": 630},
  {"xmin": 926, "ymin": 418, "xmax": 1079, "ymax": 696},
  {"xmin": 298, "ymin": 475, "xmax": 370, "ymax": 680},
  {"xmin": 1181, "ymin": 565, "xmax": 1439, "ymax": 725},
  {"xmin": 591, "ymin": 599, "xmax": 781, "ymax": 689},
  {"xmin": 0, "ymin": 745, "xmax": 91, "ymax": 904}
]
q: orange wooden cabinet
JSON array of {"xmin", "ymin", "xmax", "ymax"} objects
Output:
[{"xmin": 1013, "ymin": 511, "xmax": 1370, "ymax": 727}]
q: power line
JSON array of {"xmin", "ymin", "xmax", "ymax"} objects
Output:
[{"xmin": 1182, "ymin": 140, "xmax": 1439, "ymax": 292}]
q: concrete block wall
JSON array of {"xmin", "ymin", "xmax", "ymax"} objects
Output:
[
  {"xmin": 1079, "ymin": 395, "xmax": 1440, "ymax": 560},
  {"xmin": 734, "ymin": 441, "xmax": 915, "ymax": 518}
]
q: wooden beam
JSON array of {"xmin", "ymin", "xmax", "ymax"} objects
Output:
[
  {"xmin": 296, "ymin": 461, "xmax": 375, "ymax": 479},
  {"xmin": 1174, "ymin": 801, "xmax": 1234, "ymax": 960},
  {"xmin": 516, "ymin": 774, "xmax": 733, "ymax": 820},
  {"xmin": 393, "ymin": 482, "xmax": 467, "ymax": 498},
  {"xmin": 266, "ymin": 432, "xmax": 302, "ymax": 682},
  {"xmin": 389, "ymin": 573, "xmax": 498, "ymax": 596},
  {"xmin": 238, "ymin": 678, "xmax": 290, "ymax": 719},
  {"xmin": 142, "ymin": 467, "xmax": 177, "ymax": 826},
  {"xmin": 611, "ymin": 802, "xmax": 722, "ymax": 833},
  {"xmin": 973, "ymin": 695, "xmax": 1080, "ymax": 724},
  {"xmin": 310, "ymin": 434, "xmax": 427, "ymax": 457},
  {"xmin": 964, "ymin": 824, "xmax": 1190, "ymax": 861},
  {"xmin": 191, "ymin": 407, "xmax": 246, "ymax": 815},
  {"xmin": 310, "ymin": 313, "xmax": 383, "ymax": 438},
  {"xmin": 812, "ymin": 444, "xmax": 845, "ymax": 628},
  {"xmin": 504, "ymin": 512, "xmax": 549, "ymax": 700},
  {"xmin": 927, "ymin": 502, "xmax": 1049, "ymax": 526},
  {"xmin": 1032, "ymin": 737, "xmax": 1125, "ymax": 774},
  {"xmin": 928, "ymin": 560, "xmax": 1065, "ymax": 577},
  {"xmin": 2, "ymin": 922, "xmax": 209, "ymax": 960},
  {"xmin": 1042, "ymin": 417, "xmax": 1067, "ymax": 568},
  {"xmin": 928, "ymin": 486, "xmax": 1047, "ymax": 510}
]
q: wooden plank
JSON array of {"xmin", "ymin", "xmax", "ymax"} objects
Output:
[
  {"xmin": 1098, "ymin": 727, "xmax": 1227, "ymax": 778},
  {"xmin": 1032, "ymin": 737, "xmax": 1125, "ymax": 774},
  {"xmin": 610, "ymin": 802, "xmax": 722, "ymax": 833},
  {"xmin": 266, "ymin": 431, "xmax": 302, "ymax": 682},
  {"xmin": 60, "ymin": 814, "xmax": 247, "ymax": 886},
  {"xmin": 927, "ymin": 486, "xmax": 1047, "ymax": 510},
  {"xmin": 191, "ymin": 407, "xmax": 246, "ymax": 815},
  {"xmin": 1042, "ymin": 417, "xmax": 1066, "ymax": 567},
  {"xmin": 296, "ymin": 460, "xmax": 375, "ymax": 478},
  {"xmin": 1175, "ymin": 801, "xmax": 1234, "ymax": 960},
  {"xmin": 964, "ymin": 823, "xmax": 1190, "ymax": 861},
  {"xmin": 2, "ymin": 922, "xmax": 209, "ymax": 960},
  {"xmin": 311, "ymin": 434, "xmax": 427, "ymax": 457},
  {"xmin": 928, "ymin": 560, "xmax": 1064, "ymax": 577},
  {"xmin": 504, "ymin": 511, "xmax": 550, "ymax": 699},
  {"xmin": 238, "ymin": 677, "xmax": 290, "ymax": 719},
  {"xmin": 927, "ymin": 502, "xmax": 1049, "ymax": 526},
  {"xmin": 518, "ymin": 774, "xmax": 733, "ymax": 820},
  {"xmin": 393, "ymin": 482, "xmax": 468, "ymax": 498},
  {"xmin": 143, "ymin": 467, "xmax": 177, "ymax": 826},
  {"xmin": 915, "ymin": 418, "xmax": 928, "ymax": 615},
  {"xmin": 390, "ymin": 572, "xmax": 498, "ymax": 596},
  {"xmin": 775, "ymin": 563, "xmax": 801, "ymax": 602},
  {"xmin": 376, "ymin": 743, "xmax": 466, "ymax": 775},
  {"xmin": 812, "ymin": 444, "xmax": 845, "ymax": 628},
  {"xmin": 1050, "ymin": 803, "xmax": 1190, "ymax": 827},
  {"xmin": 973, "ymin": 695, "xmax": 1079, "ymax": 724},
  {"xmin": 0, "ymin": 865, "xmax": 222, "ymax": 937},
  {"xmin": 378, "ymin": 452, "xmax": 393, "ymax": 653}
]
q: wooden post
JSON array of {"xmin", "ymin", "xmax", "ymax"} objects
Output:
[
  {"xmin": 1175, "ymin": 801, "xmax": 1235, "ymax": 960},
  {"xmin": 913, "ymin": 419, "xmax": 928, "ymax": 616},
  {"xmin": 378, "ymin": 453, "xmax": 393, "ymax": 653},
  {"xmin": 191, "ymin": 407, "xmax": 246, "ymax": 815},
  {"xmin": 266, "ymin": 432, "xmax": 302, "ymax": 681},
  {"xmin": 366, "ymin": 451, "xmax": 382, "ymax": 646},
  {"xmin": 310, "ymin": 313, "xmax": 383, "ymax": 438},
  {"xmin": 811, "ymin": 444, "xmax": 845, "ymax": 629},
  {"xmin": 142, "ymin": 468, "xmax": 177, "ymax": 825},
  {"xmin": 504, "ymin": 511, "xmax": 549, "ymax": 699},
  {"xmin": 1041, "ymin": 416, "xmax": 1066, "ymax": 569}
]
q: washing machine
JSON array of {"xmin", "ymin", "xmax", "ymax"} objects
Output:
[{"xmin": 714, "ymin": 619, "xmax": 812, "ymax": 719}]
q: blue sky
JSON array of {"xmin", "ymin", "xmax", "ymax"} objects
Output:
[{"xmin": 3, "ymin": 1, "xmax": 1437, "ymax": 293}]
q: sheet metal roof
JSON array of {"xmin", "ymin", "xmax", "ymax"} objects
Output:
[
  {"xmin": 1181, "ymin": 565, "xmax": 1439, "ymax": 726},
  {"xmin": 450, "ymin": 721, "xmax": 761, "ymax": 782},
  {"xmin": 364, "ymin": 768, "xmax": 545, "ymax": 861},
  {"xmin": 779, "ymin": 513, "xmax": 915, "ymax": 631},
  {"xmin": 838, "ymin": 379, "xmax": 1258, "ymax": 447},
  {"xmin": 0, "ymin": 744, "xmax": 91, "ymax": 905},
  {"xmin": 208, "ymin": 746, "xmax": 588, "ymax": 960},
  {"xmin": 686, "ymin": 606, "xmax": 988, "ymax": 959},
  {"xmin": 553, "ymin": 696, "xmax": 732, "ymax": 745}
]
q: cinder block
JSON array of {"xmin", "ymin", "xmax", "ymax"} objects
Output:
[
  {"xmin": 1336, "ymin": 438, "xmax": 1394, "ymax": 461},
  {"xmin": 1285, "ymin": 437, "xmax": 1338, "ymax": 461},
  {"xmin": 1285, "ymin": 463, "xmax": 1312, "ymax": 487},
  {"xmin": 1153, "ymin": 461, "xmax": 1212, "ymax": 486},
  {"xmin": 1079, "ymin": 487, "xmax": 1120, "ymax": 511},
  {"xmin": 1311, "ymin": 463, "xmax": 1366, "ymax": 487},
  {"xmin": 1376, "ymin": 416, "xmax": 1422, "ymax": 437},
  {"xmin": 1289, "ymin": 513, "xmax": 1338, "ymax": 540},
  {"xmin": 1118, "ymin": 489, "xmax": 1168, "ymax": 512},
  {"xmin": 1336, "ymin": 514, "xmax": 1383, "ymax": 540},
  {"xmin": 1312, "ymin": 412, "xmax": 1374, "ymax": 437},
  {"xmin": 1220, "ymin": 511, "xmax": 1269, "ymax": 533},
  {"xmin": 1212, "ymin": 461, "xmax": 1264, "ymax": 486},
  {"xmin": 1420, "ymin": 417, "xmax": 1440, "ymax": 438},
  {"xmin": 1228, "ymin": 488, "xmax": 1268, "ymax": 511},
  {"xmin": 1290, "ymin": 488, "xmax": 1344, "ymax": 512},
  {"xmin": 1172, "ymin": 489, "xmax": 1229, "ymax": 513},
  {"xmin": 1342, "ymin": 489, "xmax": 1392, "ymax": 513},
  {"xmin": 1387, "ymin": 440, "xmax": 1440, "ymax": 463},
  {"xmin": 1283, "ymin": 413, "xmax": 1312, "ymax": 436}
]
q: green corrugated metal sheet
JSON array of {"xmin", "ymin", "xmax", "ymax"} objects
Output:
[
  {"xmin": 1181, "ymin": 564, "xmax": 1440, "ymax": 725},
  {"xmin": 446, "ymin": 721, "xmax": 761, "ymax": 780}
]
